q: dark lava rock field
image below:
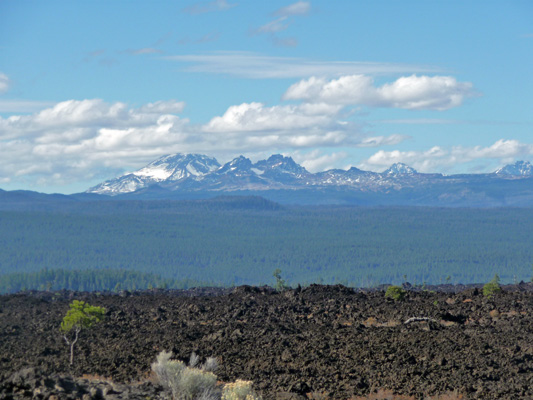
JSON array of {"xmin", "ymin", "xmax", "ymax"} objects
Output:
[{"xmin": 1, "ymin": 284, "xmax": 532, "ymax": 399}]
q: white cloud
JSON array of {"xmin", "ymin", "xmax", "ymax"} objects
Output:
[
  {"xmin": 137, "ymin": 100, "xmax": 185, "ymax": 114},
  {"xmin": 202, "ymin": 101, "xmax": 354, "ymax": 149},
  {"xmin": 0, "ymin": 98, "xmax": 372, "ymax": 188},
  {"xmin": 0, "ymin": 73, "xmax": 9, "ymax": 94},
  {"xmin": 183, "ymin": 0, "xmax": 237, "ymax": 15},
  {"xmin": 0, "ymin": 100, "xmax": 192, "ymax": 186},
  {"xmin": 291, "ymin": 149, "xmax": 348, "ymax": 172},
  {"xmin": 204, "ymin": 101, "xmax": 342, "ymax": 132},
  {"xmin": 2, "ymin": 98, "xmax": 530, "ymax": 189},
  {"xmin": 284, "ymin": 74, "xmax": 476, "ymax": 110},
  {"xmin": 166, "ymin": 52, "xmax": 442, "ymax": 79},
  {"xmin": 274, "ymin": 1, "xmax": 311, "ymax": 17},
  {"xmin": 359, "ymin": 139, "xmax": 533, "ymax": 173}
]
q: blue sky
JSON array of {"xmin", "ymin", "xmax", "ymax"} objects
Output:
[{"xmin": 0, "ymin": 0, "xmax": 532, "ymax": 193}]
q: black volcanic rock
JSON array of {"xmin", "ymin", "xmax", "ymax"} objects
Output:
[{"xmin": 1, "ymin": 285, "xmax": 533, "ymax": 399}]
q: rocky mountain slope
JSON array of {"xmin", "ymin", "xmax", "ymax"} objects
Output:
[{"xmin": 85, "ymin": 154, "xmax": 533, "ymax": 207}]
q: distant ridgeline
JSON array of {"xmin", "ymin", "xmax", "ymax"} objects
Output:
[{"xmin": 1, "ymin": 200, "xmax": 533, "ymax": 293}]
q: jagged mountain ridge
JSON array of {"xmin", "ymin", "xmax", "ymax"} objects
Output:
[{"xmin": 87, "ymin": 155, "xmax": 533, "ymax": 199}]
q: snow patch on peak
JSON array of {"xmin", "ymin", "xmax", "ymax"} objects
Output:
[
  {"xmin": 495, "ymin": 161, "xmax": 533, "ymax": 176},
  {"xmin": 383, "ymin": 163, "xmax": 417, "ymax": 176},
  {"xmin": 87, "ymin": 153, "xmax": 220, "ymax": 195}
]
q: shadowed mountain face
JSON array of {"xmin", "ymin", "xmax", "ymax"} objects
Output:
[{"xmin": 82, "ymin": 155, "xmax": 533, "ymax": 207}]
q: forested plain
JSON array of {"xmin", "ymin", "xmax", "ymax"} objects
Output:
[{"xmin": 1, "ymin": 198, "xmax": 532, "ymax": 293}]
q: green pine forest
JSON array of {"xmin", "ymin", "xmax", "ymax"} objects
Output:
[{"xmin": 1, "ymin": 202, "xmax": 532, "ymax": 293}]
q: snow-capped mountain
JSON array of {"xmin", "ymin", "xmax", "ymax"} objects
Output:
[
  {"xmin": 87, "ymin": 154, "xmax": 220, "ymax": 195},
  {"xmin": 383, "ymin": 163, "xmax": 418, "ymax": 176},
  {"xmin": 86, "ymin": 154, "xmax": 533, "ymax": 207},
  {"xmin": 495, "ymin": 161, "xmax": 533, "ymax": 177}
]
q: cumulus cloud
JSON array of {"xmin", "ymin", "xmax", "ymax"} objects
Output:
[
  {"xmin": 291, "ymin": 149, "xmax": 348, "ymax": 172},
  {"xmin": 284, "ymin": 74, "xmax": 475, "ymax": 110},
  {"xmin": 137, "ymin": 100, "xmax": 185, "ymax": 114},
  {"xmin": 0, "ymin": 100, "xmax": 191, "ymax": 186},
  {"xmin": 204, "ymin": 101, "xmax": 342, "ymax": 132},
  {"xmin": 0, "ymin": 97, "xmax": 370, "ymax": 188},
  {"xmin": 359, "ymin": 139, "xmax": 533, "ymax": 173},
  {"xmin": 203, "ymin": 101, "xmax": 353, "ymax": 149},
  {"xmin": 0, "ymin": 73, "xmax": 9, "ymax": 94},
  {"xmin": 0, "ymin": 70, "xmax": 483, "ymax": 190}
]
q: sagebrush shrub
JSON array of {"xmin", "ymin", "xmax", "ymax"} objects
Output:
[
  {"xmin": 178, "ymin": 367, "xmax": 218, "ymax": 400},
  {"xmin": 222, "ymin": 380, "xmax": 261, "ymax": 400},
  {"xmin": 152, "ymin": 351, "xmax": 260, "ymax": 400},
  {"xmin": 151, "ymin": 351, "xmax": 187, "ymax": 398}
]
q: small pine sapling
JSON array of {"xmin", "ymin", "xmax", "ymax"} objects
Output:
[
  {"xmin": 60, "ymin": 300, "xmax": 106, "ymax": 365},
  {"xmin": 483, "ymin": 274, "xmax": 502, "ymax": 299},
  {"xmin": 385, "ymin": 285, "xmax": 406, "ymax": 301}
]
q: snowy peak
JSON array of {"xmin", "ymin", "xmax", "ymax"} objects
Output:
[
  {"xmin": 135, "ymin": 153, "xmax": 220, "ymax": 181},
  {"xmin": 218, "ymin": 156, "xmax": 253, "ymax": 175},
  {"xmin": 383, "ymin": 163, "xmax": 418, "ymax": 176},
  {"xmin": 254, "ymin": 154, "xmax": 308, "ymax": 176},
  {"xmin": 495, "ymin": 161, "xmax": 533, "ymax": 176},
  {"xmin": 87, "ymin": 154, "xmax": 533, "ymax": 198},
  {"xmin": 87, "ymin": 153, "xmax": 220, "ymax": 194}
]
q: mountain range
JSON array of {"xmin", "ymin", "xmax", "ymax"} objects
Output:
[
  {"xmin": 81, "ymin": 153, "xmax": 533, "ymax": 207},
  {"xmin": 0, "ymin": 154, "xmax": 531, "ymax": 209}
]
